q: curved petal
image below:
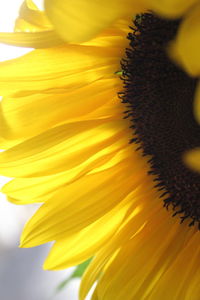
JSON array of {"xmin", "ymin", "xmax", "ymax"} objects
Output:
[
  {"xmin": 0, "ymin": 17, "xmax": 128, "ymax": 95},
  {"xmin": 15, "ymin": 0, "xmax": 52, "ymax": 32},
  {"xmin": 0, "ymin": 119, "xmax": 128, "ymax": 177},
  {"xmin": 0, "ymin": 78, "xmax": 121, "ymax": 140},
  {"xmin": 44, "ymin": 0, "xmax": 145, "ymax": 42},
  {"xmin": 2, "ymin": 140, "xmax": 129, "ymax": 204},
  {"xmin": 0, "ymin": 31, "xmax": 62, "ymax": 48},
  {"xmin": 169, "ymin": 4, "xmax": 200, "ymax": 76},
  {"xmin": 184, "ymin": 148, "xmax": 200, "ymax": 173},
  {"xmin": 43, "ymin": 200, "xmax": 131, "ymax": 269},
  {"xmin": 0, "ymin": 0, "xmax": 61, "ymax": 49},
  {"xmin": 20, "ymin": 157, "xmax": 135, "ymax": 247},
  {"xmin": 96, "ymin": 224, "xmax": 198, "ymax": 300},
  {"xmin": 0, "ymin": 47, "xmax": 119, "ymax": 96},
  {"xmin": 144, "ymin": 0, "xmax": 199, "ymax": 17}
]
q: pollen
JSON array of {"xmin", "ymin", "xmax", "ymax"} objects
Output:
[{"xmin": 121, "ymin": 13, "xmax": 200, "ymax": 228}]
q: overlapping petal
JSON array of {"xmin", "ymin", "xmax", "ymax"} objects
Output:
[
  {"xmin": 144, "ymin": 0, "xmax": 199, "ymax": 17},
  {"xmin": 0, "ymin": 31, "xmax": 62, "ymax": 48},
  {"xmin": 0, "ymin": 0, "xmax": 62, "ymax": 48},
  {"xmin": 169, "ymin": 3, "xmax": 200, "ymax": 76},
  {"xmin": 80, "ymin": 194, "xmax": 200, "ymax": 300},
  {"xmin": 43, "ymin": 199, "xmax": 132, "ymax": 269},
  {"xmin": 185, "ymin": 148, "xmax": 200, "ymax": 172},
  {"xmin": 0, "ymin": 78, "xmax": 121, "ymax": 140},
  {"xmin": 15, "ymin": 0, "xmax": 52, "ymax": 31},
  {"xmin": 0, "ymin": 119, "xmax": 130, "ymax": 177},
  {"xmin": 44, "ymin": 0, "xmax": 145, "ymax": 42},
  {"xmin": 19, "ymin": 154, "xmax": 136, "ymax": 247},
  {"xmin": 0, "ymin": 45, "xmax": 119, "ymax": 96},
  {"xmin": 2, "ymin": 137, "xmax": 130, "ymax": 204}
]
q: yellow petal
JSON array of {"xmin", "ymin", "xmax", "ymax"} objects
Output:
[
  {"xmin": 0, "ymin": 43, "xmax": 121, "ymax": 95},
  {"xmin": 184, "ymin": 148, "xmax": 200, "ymax": 173},
  {"xmin": 144, "ymin": 0, "xmax": 199, "ymax": 17},
  {"xmin": 20, "ymin": 159, "xmax": 134, "ymax": 247},
  {"xmin": 0, "ymin": 78, "xmax": 120, "ymax": 140},
  {"xmin": 0, "ymin": 31, "xmax": 62, "ymax": 48},
  {"xmin": 148, "ymin": 232, "xmax": 200, "ymax": 300},
  {"xmin": 44, "ymin": 200, "xmax": 131, "ymax": 269},
  {"xmin": 0, "ymin": 136, "xmax": 23, "ymax": 149},
  {"xmin": 92, "ymin": 202, "xmax": 197, "ymax": 300},
  {"xmin": 2, "ymin": 140, "xmax": 130, "ymax": 204},
  {"xmin": 15, "ymin": 0, "xmax": 52, "ymax": 32},
  {"xmin": 169, "ymin": 4, "xmax": 200, "ymax": 76},
  {"xmin": 0, "ymin": 0, "xmax": 61, "ymax": 48},
  {"xmin": 79, "ymin": 187, "xmax": 159, "ymax": 300},
  {"xmin": 15, "ymin": 18, "xmax": 45, "ymax": 32},
  {"xmin": 0, "ymin": 119, "xmax": 128, "ymax": 177},
  {"xmin": 44, "ymin": 0, "xmax": 145, "ymax": 43},
  {"xmin": 0, "ymin": 19, "xmax": 127, "ymax": 95},
  {"xmin": 23, "ymin": 0, "xmax": 38, "ymax": 10}
]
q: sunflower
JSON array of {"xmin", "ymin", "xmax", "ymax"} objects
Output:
[{"xmin": 0, "ymin": 1, "xmax": 200, "ymax": 300}]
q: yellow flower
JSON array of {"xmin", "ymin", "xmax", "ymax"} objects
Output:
[{"xmin": 0, "ymin": 2, "xmax": 200, "ymax": 300}]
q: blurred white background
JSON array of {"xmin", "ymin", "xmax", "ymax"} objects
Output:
[{"xmin": 0, "ymin": 1, "xmax": 91, "ymax": 299}]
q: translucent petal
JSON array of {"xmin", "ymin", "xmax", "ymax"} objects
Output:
[
  {"xmin": 0, "ymin": 78, "xmax": 121, "ymax": 140},
  {"xmin": 0, "ymin": 31, "xmax": 62, "ymax": 48},
  {"xmin": 169, "ymin": 4, "xmax": 200, "ymax": 76},
  {"xmin": 44, "ymin": 0, "xmax": 145, "ymax": 42},
  {"xmin": 15, "ymin": 0, "xmax": 52, "ymax": 32},
  {"xmin": 20, "ymin": 159, "xmax": 135, "ymax": 247},
  {"xmin": 184, "ymin": 148, "xmax": 200, "ymax": 173},
  {"xmin": 43, "ymin": 200, "xmax": 131, "ymax": 269},
  {"xmin": 144, "ymin": 0, "xmax": 199, "ymax": 17},
  {"xmin": 3, "ymin": 140, "xmax": 131, "ymax": 204},
  {"xmin": 0, "ymin": 120, "xmax": 128, "ymax": 177},
  {"xmin": 0, "ymin": 43, "xmax": 121, "ymax": 95}
]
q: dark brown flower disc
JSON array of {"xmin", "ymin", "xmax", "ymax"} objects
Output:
[{"xmin": 121, "ymin": 13, "xmax": 200, "ymax": 228}]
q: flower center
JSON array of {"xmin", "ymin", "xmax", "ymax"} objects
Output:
[{"xmin": 121, "ymin": 13, "xmax": 200, "ymax": 228}]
